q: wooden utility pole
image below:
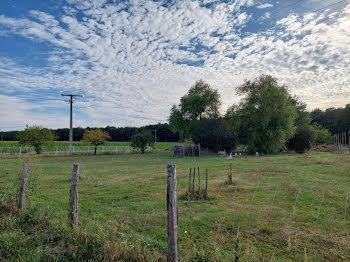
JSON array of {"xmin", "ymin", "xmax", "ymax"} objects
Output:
[
  {"xmin": 61, "ymin": 94, "xmax": 83, "ymax": 154},
  {"xmin": 18, "ymin": 162, "xmax": 29, "ymax": 210},
  {"xmin": 167, "ymin": 164, "xmax": 179, "ymax": 262},
  {"xmin": 70, "ymin": 163, "xmax": 79, "ymax": 227}
]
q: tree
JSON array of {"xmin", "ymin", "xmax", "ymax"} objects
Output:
[
  {"xmin": 236, "ymin": 75, "xmax": 297, "ymax": 154},
  {"xmin": 287, "ymin": 125, "xmax": 315, "ymax": 153},
  {"xmin": 130, "ymin": 130, "xmax": 155, "ymax": 153},
  {"xmin": 169, "ymin": 105, "xmax": 189, "ymax": 140},
  {"xmin": 169, "ymin": 80, "xmax": 221, "ymax": 140},
  {"xmin": 180, "ymin": 80, "xmax": 221, "ymax": 120},
  {"xmin": 312, "ymin": 124, "xmax": 333, "ymax": 144},
  {"xmin": 17, "ymin": 125, "xmax": 55, "ymax": 154},
  {"xmin": 191, "ymin": 118, "xmax": 237, "ymax": 152},
  {"xmin": 82, "ymin": 129, "xmax": 111, "ymax": 155}
]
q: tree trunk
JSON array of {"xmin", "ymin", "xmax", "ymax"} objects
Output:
[{"xmin": 94, "ymin": 145, "xmax": 97, "ymax": 155}]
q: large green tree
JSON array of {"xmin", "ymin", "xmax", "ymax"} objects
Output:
[
  {"xmin": 169, "ymin": 80, "xmax": 221, "ymax": 140},
  {"xmin": 180, "ymin": 80, "xmax": 220, "ymax": 120},
  {"xmin": 236, "ymin": 75, "xmax": 297, "ymax": 154},
  {"xmin": 17, "ymin": 125, "xmax": 55, "ymax": 154}
]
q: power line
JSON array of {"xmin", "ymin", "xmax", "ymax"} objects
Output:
[{"xmin": 306, "ymin": 0, "xmax": 347, "ymax": 14}]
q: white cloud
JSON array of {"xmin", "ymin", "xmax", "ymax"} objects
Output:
[
  {"xmin": 256, "ymin": 3, "xmax": 273, "ymax": 9},
  {"xmin": 0, "ymin": 0, "xmax": 349, "ymax": 129}
]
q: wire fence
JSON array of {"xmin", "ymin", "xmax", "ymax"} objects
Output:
[{"xmin": 0, "ymin": 145, "xmax": 153, "ymax": 155}]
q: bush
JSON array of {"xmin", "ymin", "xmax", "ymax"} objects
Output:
[
  {"xmin": 287, "ymin": 125, "xmax": 315, "ymax": 153},
  {"xmin": 312, "ymin": 124, "xmax": 333, "ymax": 144}
]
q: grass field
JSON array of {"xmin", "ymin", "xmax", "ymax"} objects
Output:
[{"xmin": 1, "ymin": 151, "xmax": 350, "ymax": 261}]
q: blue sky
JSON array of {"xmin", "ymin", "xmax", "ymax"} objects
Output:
[{"xmin": 0, "ymin": 0, "xmax": 350, "ymax": 130}]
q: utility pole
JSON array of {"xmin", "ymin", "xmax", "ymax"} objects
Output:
[
  {"xmin": 61, "ymin": 94, "xmax": 83, "ymax": 154},
  {"xmin": 151, "ymin": 129, "xmax": 157, "ymax": 142}
]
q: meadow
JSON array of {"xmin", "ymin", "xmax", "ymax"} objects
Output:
[{"xmin": 1, "ymin": 150, "xmax": 350, "ymax": 261}]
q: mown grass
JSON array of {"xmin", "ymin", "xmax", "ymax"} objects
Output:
[{"xmin": 0, "ymin": 151, "xmax": 350, "ymax": 261}]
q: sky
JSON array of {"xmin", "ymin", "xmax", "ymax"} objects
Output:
[{"xmin": 0, "ymin": 0, "xmax": 349, "ymax": 131}]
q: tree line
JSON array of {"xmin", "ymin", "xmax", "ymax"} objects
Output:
[
  {"xmin": 0, "ymin": 123, "xmax": 179, "ymax": 143},
  {"xmin": 169, "ymin": 75, "xmax": 335, "ymax": 154}
]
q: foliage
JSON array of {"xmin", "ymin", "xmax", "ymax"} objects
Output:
[
  {"xmin": 287, "ymin": 125, "xmax": 315, "ymax": 153},
  {"xmin": 312, "ymin": 124, "xmax": 333, "ymax": 144},
  {"xmin": 311, "ymin": 104, "xmax": 350, "ymax": 134},
  {"xmin": 17, "ymin": 126, "xmax": 55, "ymax": 154},
  {"xmin": 180, "ymin": 80, "xmax": 221, "ymax": 120},
  {"xmin": 169, "ymin": 80, "xmax": 221, "ymax": 141},
  {"xmin": 190, "ymin": 118, "xmax": 237, "ymax": 152},
  {"xmin": 286, "ymin": 98, "xmax": 316, "ymax": 153},
  {"xmin": 1, "ymin": 123, "xmax": 179, "ymax": 143},
  {"xmin": 130, "ymin": 130, "xmax": 155, "ymax": 153},
  {"xmin": 169, "ymin": 105, "xmax": 189, "ymax": 139},
  {"xmin": 235, "ymin": 75, "xmax": 297, "ymax": 154},
  {"xmin": 82, "ymin": 129, "xmax": 111, "ymax": 155}
]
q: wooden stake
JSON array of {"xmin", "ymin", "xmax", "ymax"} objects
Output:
[
  {"xmin": 188, "ymin": 168, "xmax": 192, "ymax": 193},
  {"xmin": 230, "ymin": 163, "xmax": 233, "ymax": 184},
  {"xmin": 205, "ymin": 168, "xmax": 208, "ymax": 195},
  {"xmin": 167, "ymin": 164, "xmax": 179, "ymax": 262},
  {"xmin": 198, "ymin": 167, "xmax": 200, "ymax": 192},
  {"xmin": 18, "ymin": 162, "xmax": 29, "ymax": 210},
  {"xmin": 192, "ymin": 167, "xmax": 195, "ymax": 194},
  {"xmin": 70, "ymin": 163, "xmax": 79, "ymax": 227}
]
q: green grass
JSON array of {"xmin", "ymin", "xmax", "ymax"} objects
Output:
[
  {"xmin": 1, "ymin": 151, "xmax": 350, "ymax": 261},
  {"xmin": 0, "ymin": 141, "xmax": 176, "ymax": 149}
]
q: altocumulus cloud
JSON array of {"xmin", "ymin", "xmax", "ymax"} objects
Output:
[{"xmin": 0, "ymin": 0, "xmax": 349, "ymax": 129}]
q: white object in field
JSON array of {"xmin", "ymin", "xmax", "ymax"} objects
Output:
[
  {"xmin": 226, "ymin": 153, "xmax": 232, "ymax": 159},
  {"xmin": 218, "ymin": 150, "xmax": 226, "ymax": 156},
  {"xmin": 255, "ymin": 152, "xmax": 259, "ymax": 157}
]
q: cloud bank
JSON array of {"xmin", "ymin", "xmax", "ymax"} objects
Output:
[{"xmin": 0, "ymin": 0, "xmax": 349, "ymax": 130}]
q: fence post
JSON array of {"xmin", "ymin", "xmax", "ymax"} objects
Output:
[
  {"xmin": 198, "ymin": 167, "xmax": 200, "ymax": 192},
  {"xmin": 70, "ymin": 163, "xmax": 79, "ymax": 227},
  {"xmin": 167, "ymin": 164, "xmax": 179, "ymax": 262},
  {"xmin": 188, "ymin": 168, "xmax": 192, "ymax": 193},
  {"xmin": 230, "ymin": 163, "xmax": 233, "ymax": 184},
  {"xmin": 18, "ymin": 162, "xmax": 29, "ymax": 210},
  {"xmin": 192, "ymin": 167, "xmax": 196, "ymax": 194},
  {"xmin": 205, "ymin": 168, "xmax": 208, "ymax": 195}
]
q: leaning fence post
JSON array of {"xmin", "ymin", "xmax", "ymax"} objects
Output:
[
  {"xmin": 167, "ymin": 164, "xmax": 179, "ymax": 262},
  {"xmin": 18, "ymin": 161, "xmax": 29, "ymax": 210},
  {"xmin": 70, "ymin": 163, "xmax": 79, "ymax": 227}
]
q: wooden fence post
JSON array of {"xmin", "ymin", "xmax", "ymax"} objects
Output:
[
  {"xmin": 198, "ymin": 167, "xmax": 200, "ymax": 192},
  {"xmin": 167, "ymin": 164, "xmax": 179, "ymax": 262},
  {"xmin": 18, "ymin": 161, "xmax": 29, "ymax": 210},
  {"xmin": 205, "ymin": 168, "xmax": 208, "ymax": 195},
  {"xmin": 229, "ymin": 163, "xmax": 233, "ymax": 184},
  {"xmin": 70, "ymin": 163, "xmax": 79, "ymax": 227},
  {"xmin": 192, "ymin": 167, "xmax": 195, "ymax": 194},
  {"xmin": 188, "ymin": 168, "xmax": 192, "ymax": 193}
]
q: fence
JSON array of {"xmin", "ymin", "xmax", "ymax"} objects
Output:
[
  {"xmin": 11, "ymin": 161, "xmax": 350, "ymax": 261},
  {"xmin": 0, "ymin": 145, "xmax": 146, "ymax": 155},
  {"xmin": 333, "ymin": 131, "xmax": 350, "ymax": 154}
]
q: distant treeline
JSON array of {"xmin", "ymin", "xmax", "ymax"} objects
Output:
[
  {"xmin": 0, "ymin": 123, "xmax": 179, "ymax": 142},
  {"xmin": 311, "ymin": 104, "xmax": 350, "ymax": 134}
]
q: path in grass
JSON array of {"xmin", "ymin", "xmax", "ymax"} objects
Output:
[{"xmin": 0, "ymin": 152, "xmax": 349, "ymax": 261}]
